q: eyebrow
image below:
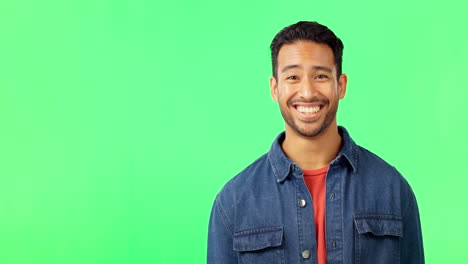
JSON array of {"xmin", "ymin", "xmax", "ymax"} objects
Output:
[{"xmin": 281, "ymin": 64, "xmax": 333, "ymax": 73}]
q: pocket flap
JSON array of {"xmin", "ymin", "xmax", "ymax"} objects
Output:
[
  {"xmin": 233, "ymin": 226, "xmax": 283, "ymax": 252},
  {"xmin": 354, "ymin": 215, "xmax": 403, "ymax": 237}
]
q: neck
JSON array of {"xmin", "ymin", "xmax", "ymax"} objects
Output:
[{"xmin": 281, "ymin": 122, "xmax": 342, "ymax": 170}]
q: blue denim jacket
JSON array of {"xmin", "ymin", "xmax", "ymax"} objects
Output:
[{"xmin": 208, "ymin": 126, "xmax": 424, "ymax": 264}]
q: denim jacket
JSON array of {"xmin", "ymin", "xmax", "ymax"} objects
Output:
[{"xmin": 208, "ymin": 126, "xmax": 424, "ymax": 264}]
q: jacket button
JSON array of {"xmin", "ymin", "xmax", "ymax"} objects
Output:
[
  {"xmin": 330, "ymin": 192, "xmax": 336, "ymax": 200},
  {"xmin": 302, "ymin": 250, "xmax": 310, "ymax": 259},
  {"xmin": 298, "ymin": 199, "xmax": 306, "ymax": 207}
]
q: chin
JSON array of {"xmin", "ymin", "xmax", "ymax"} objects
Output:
[
  {"xmin": 291, "ymin": 125, "xmax": 323, "ymax": 138},
  {"xmin": 296, "ymin": 129, "xmax": 323, "ymax": 138},
  {"xmin": 293, "ymin": 119, "xmax": 333, "ymax": 138}
]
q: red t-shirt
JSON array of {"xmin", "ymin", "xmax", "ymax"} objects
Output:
[{"xmin": 303, "ymin": 165, "xmax": 329, "ymax": 264}]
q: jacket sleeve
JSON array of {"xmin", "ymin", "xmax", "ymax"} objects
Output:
[
  {"xmin": 207, "ymin": 195, "xmax": 237, "ymax": 264},
  {"xmin": 401, "ymin": 189, "xmax": 425, "ymax": 263}
]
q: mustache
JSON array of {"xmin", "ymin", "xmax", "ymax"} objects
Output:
[{"xmin": 288, "ymin": 97, "xmax": 329, "ymax": 106}]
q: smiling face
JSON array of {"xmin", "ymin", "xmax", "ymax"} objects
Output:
[{"xmin": 270, "ymin": 41, "xmax": 347, "ymax": 138}]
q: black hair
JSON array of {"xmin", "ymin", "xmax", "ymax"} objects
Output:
[{"xmin": 270, "ymin": 21, "xmax": 344, "ymax": 79}]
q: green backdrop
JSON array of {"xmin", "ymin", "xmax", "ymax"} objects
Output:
[{"xmin": 1, "ymin": 0, "xmax": 467, "ymax": 263}]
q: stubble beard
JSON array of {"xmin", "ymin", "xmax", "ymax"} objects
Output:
[{"xmin": 279, "ymin": 100, "xmax": 338, "ymax": 138}]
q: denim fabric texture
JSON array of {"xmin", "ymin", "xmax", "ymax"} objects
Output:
[{"xmin": 207, "ymin": 126, "xmax": 424, "ymax": 264}]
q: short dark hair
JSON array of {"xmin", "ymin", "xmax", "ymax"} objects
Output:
[{"xmin": 270, "ymin": 21, "xmax": 344, "ymax": 79}]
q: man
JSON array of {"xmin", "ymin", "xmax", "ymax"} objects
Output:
[{"xmin": 208, "ymin": 21, "xmax": 424, "ymax": 264}]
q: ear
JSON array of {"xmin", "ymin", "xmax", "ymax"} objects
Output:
[
  {"xmin": 338, "ymin": 73, "xmax": 348, "ymax": 99},
  {"xmin": 270, "ymin": 76, "xmax": 279, "ymax": 102}
]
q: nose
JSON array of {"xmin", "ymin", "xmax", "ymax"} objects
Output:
[{"xmin": 298, "ymin": 76, "xmax": 317, "ymax": 100}]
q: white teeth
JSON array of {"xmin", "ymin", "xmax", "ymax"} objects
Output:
[{"xmin": 297, "ymin": 106, "xmax": 320, "ymax": 113}]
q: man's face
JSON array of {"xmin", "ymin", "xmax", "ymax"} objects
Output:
[{"xmin": 270, "ymin": 41, "xmax": 347, "ymax": 138}]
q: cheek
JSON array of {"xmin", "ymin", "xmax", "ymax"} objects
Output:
[
  {"xmin": 278, "ymin": 83, "xmax": 295, "ymax": 99},
  {"xmin": 321, "ymin": 83, "xmax": 339, "ymax": 97}
]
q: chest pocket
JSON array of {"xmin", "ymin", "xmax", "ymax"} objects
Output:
[
  {"xmin": 233, "ymin": 226, "xmax": 285, "ymax": 264},
  {"xmin": 354, "ymin": 215, "xmax": 403, "ymax": 264}
]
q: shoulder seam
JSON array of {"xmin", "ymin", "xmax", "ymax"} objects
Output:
[
  {"xmin": 215, "ymin": 194, "xmax": 234, "ymax": 234},
  {"xmin": 402, "ymin": 188, "xmax": 416, "ymax": 219},
  {"xmin": 387, "ymin": 165, "xmax": 414, "ymax": 219}
]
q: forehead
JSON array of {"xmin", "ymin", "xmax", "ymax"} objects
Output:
[{"xmin": 277, "ymin": 41, "xmax": 335, "ymax": 71}]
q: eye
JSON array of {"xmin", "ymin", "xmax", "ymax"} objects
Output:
[
  {"xmin": 315, "ymin": 74, "xmax": 329, "ymax": 80},
  {"xmin": 286, "ymin": 75, "xmax": 299, "ymax": 80}
]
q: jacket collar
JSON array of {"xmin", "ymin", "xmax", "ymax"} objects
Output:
[{"xmin": 268, "ymin": 126, "xmax": 358, "ymax": 183}]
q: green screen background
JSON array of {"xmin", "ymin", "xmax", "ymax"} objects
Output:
[{"xmin": 1, "ymin": 0, "xmax": 467, "ymax": 263}]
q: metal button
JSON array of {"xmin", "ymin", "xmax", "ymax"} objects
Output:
[
  {"xmin": 330, "ymin": 192, "xmax": 336, "ymax": 200},
  {"xmin": 332, "ymin": 240, "xmax": 337, "ymax": 249},
  {"xmin": 298, "ymin": 199, "xmax": 306, "ymax": 207},
  {"xmin": 302, "ymin": 250, "xmax": 310, "ymax": 259}
]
